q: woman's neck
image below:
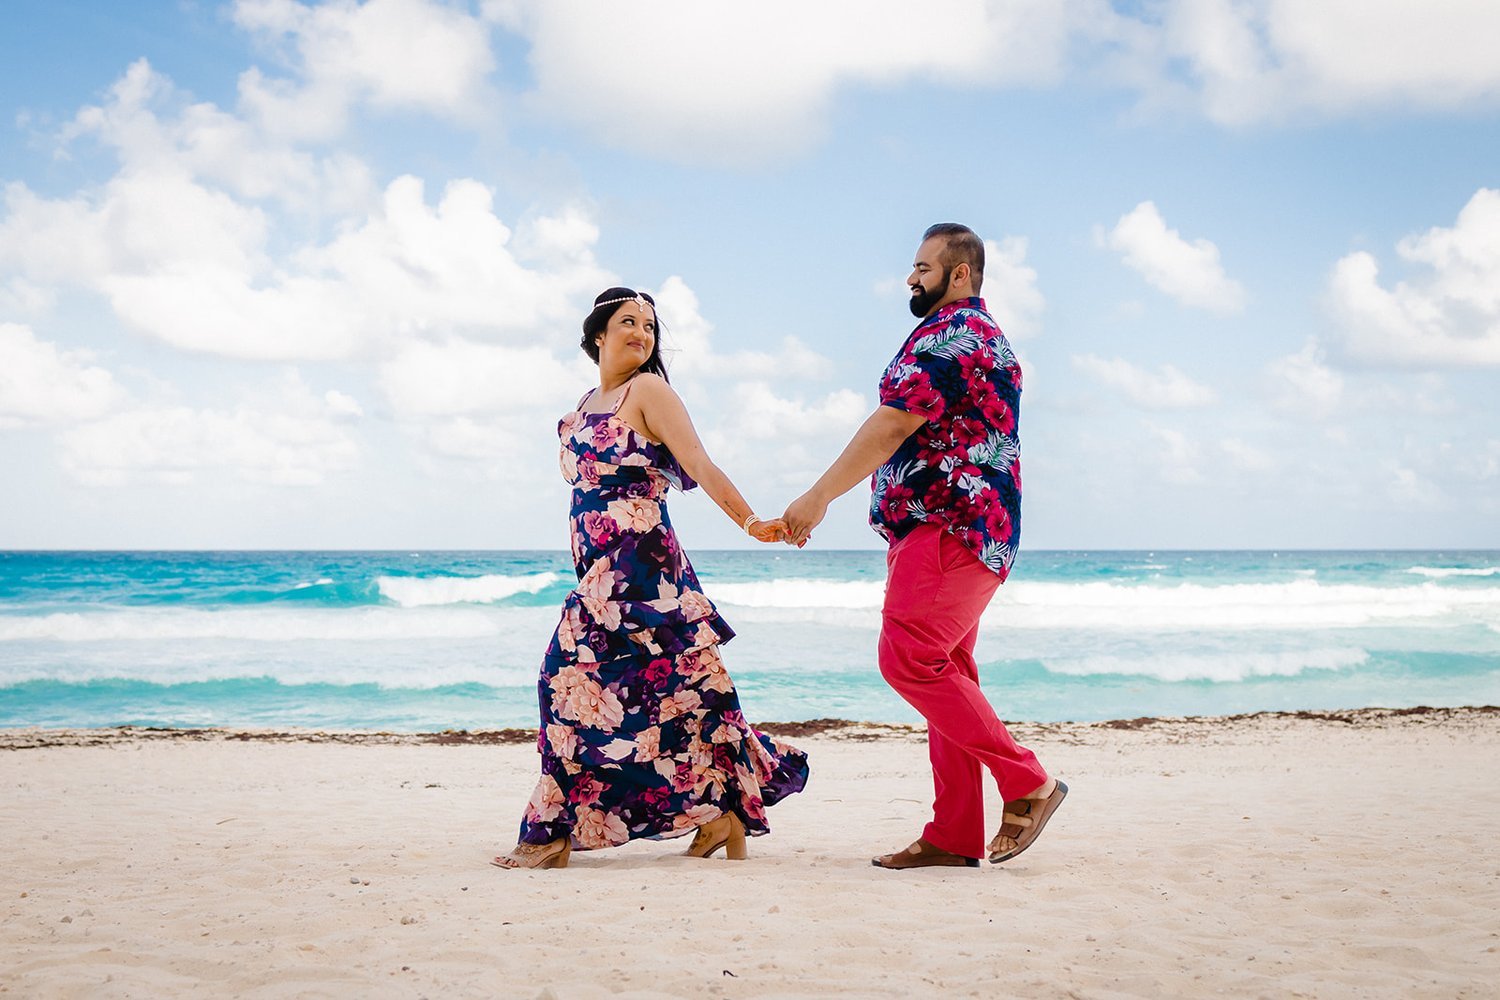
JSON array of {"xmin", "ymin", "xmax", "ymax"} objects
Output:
[{"xmin": 598, "ymin": 363, "xmax": 640, "ymax": 393}]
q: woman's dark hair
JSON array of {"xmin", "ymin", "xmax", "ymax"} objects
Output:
[{"xmin": 580, "ymin": 286, "xmax": 669, "ymax": 382}]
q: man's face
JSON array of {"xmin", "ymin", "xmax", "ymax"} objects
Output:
[{"xmin": 907, "ymin": 237, "xmax": 952, "ymax": 318}]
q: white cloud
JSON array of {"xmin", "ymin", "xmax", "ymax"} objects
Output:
[
  {"xmin": 1267, "ymin": 341, "xmax": 1343, "ymax": 418},
  {"xmin": 0, "ymin": 169, "xmax": 265, "ymax": 290},
  {"xmin": 474, "ymin": 2, "xmax": 1500, "ymax": 165},
  {"xmin": 1150, "ymin": 425, "xmax": 1204, "ymax": 484},
  {"xmin": 1072, "ymin": 353, "xmax": 1217, "ymax": 409},
  {"xmin": 419, "ymin": 416, "xmax": 508, "ymax": 462},
  {"xmin": 234, "ymin": 0, "xmax": 497, "ymax": 140},
  {"xmin": 378, "ymin": 339, "xmax": 584, "ymax": 418},
  {"xmin": 1220, "ymin": 437, "xmax": 1274, "ymax": 474},
  {"xmin": 0, "ymin": 277, "xmax": 54, "ymax": 316},
  {"xmin": 1328, "ymin": 188, "xmax": 1500, "ymax": 368},
  {"xmin": 1105, "ymin": 201, "xmax": 1246, "ymax": 312},
  {"xmin": 1386, "ymin": 463, "xmax": 1444, "ymax": 509},
  {"xmin": 323, "ymin": 389, "xmax": 364, "ymax": 418},
  {"xmin": 511, "ymin": 203, "xmax": 603, "ymax": 265},
  {"xmin": 0, "ymin": 324, "xmax": 126, "ymax": 428},
  {"xmin": 1144, "ymin": 0, "xmax": 1500, "ymax": 125},
  {"xmin": 1463, "ymin": 441, "xmax": 1500, "ymax": 483},
  {"xmin": 0, "ymin": 169, "xmax": 612, "ymax": 362},
  {"xmin": 491, "ymin": 0, "xmax": 1108, "ymax": 164},
  {"xmin": 698, "ymin": 381, "xmax": 870, "ymax": 493},
  {"xmin": 982, "ymin": 237, "xmax": 1045, "ymax": 339},
  {"xmin": 653, "ymin": 276, "xmax": 833, "ymax": 380},
  {"xmin": 59, "ymin": 374, "xmax": 360, "ymax": 486},
  {"xmin": 62, "ymin": 59, "xmax": 375, "ymax": 214},
  {"xmin": 723, "ymin": 383, "xmax": 869, "ymax": 442}
]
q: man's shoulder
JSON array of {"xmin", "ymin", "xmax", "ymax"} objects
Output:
[
  {"xmin": 950, "ymin": 303, "xmax": 999, "ymax": 333},
  {"xmin": 906, "ymin": 304, "xmax": 998, "ymax": 354},
  {"xmin": 917, "ymin": 300, "xmax": 998, "ymax": 337}
]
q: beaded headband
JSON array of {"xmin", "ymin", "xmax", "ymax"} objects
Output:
[{"xmin": 592, "ymin": 293, "xmax": 654, "ymax": 312}]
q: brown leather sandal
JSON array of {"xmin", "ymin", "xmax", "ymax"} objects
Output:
[
  {"xmin": 988, "ymin": 779, "xmax": 1068, "ymax": 864},
  {"xmin": 871, "ymin": 837, "xmax": 980, "ymax": 869}
]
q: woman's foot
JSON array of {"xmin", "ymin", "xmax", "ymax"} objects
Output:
[
  {"xmin": 491, "ymin": 838, "xmax": 571, "ymax": 870},
  {"xmin": 685, "ymin": 812, "xmax": 747, "ymax": 860}
]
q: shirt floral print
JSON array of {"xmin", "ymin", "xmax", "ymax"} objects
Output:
[
  {"xmin": 517, "ymin": 384, "xmax": 809, "ymax": 849},
  {"xmin": 872, "ymin": 296, "xmax": 1022, "ymax": 579}
]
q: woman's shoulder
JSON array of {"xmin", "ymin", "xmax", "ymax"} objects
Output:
[{"xmin": 629, "ymin": 371, "xmax": 676, "ymax": 400}]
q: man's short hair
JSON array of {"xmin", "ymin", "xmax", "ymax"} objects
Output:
[{"xmin": 923, "ymin": 222, "xmax": 985, "ymax": 295}]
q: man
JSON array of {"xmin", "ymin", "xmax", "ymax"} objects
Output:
[{"xmin": 782, "ymin": 223, "xmax": 1066, "ymax": 869}]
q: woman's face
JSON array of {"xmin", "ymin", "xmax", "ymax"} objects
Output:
[{"xmin": 596, "ymin": 301, "xmax": 656, "ymax": 372}]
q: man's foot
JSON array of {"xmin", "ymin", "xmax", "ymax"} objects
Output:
[
  {"xmin": 871, "ymin": 837, "xmax": 979, "ymax": 870},
  {"xmin": 988, "ymin": 778, "xmax": 1068, "ymax": 864},
  {"xmin": 491, "ymin": 838, "xmax": 571, "ymax": 870}
]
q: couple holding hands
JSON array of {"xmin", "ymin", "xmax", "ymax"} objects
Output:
[{"xmin": 493, "ymin": 224, "xmax": 1066, "ymax": 872}]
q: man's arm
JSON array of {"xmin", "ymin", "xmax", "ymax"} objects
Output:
[{"xmin": 782, "ymin": 405, "xmax": 925, "ymax": 546}]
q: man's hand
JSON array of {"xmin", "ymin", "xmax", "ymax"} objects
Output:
[
  {"xmin": 776, "ymin": 406, "xmax": 924, "ymax": 549},
  {"xmin": 782, "ymin": 491, "xmax": 829, "ymax": 547},
  {"xmin": 747, "ymin": 517, "xmax": 788, "ymax": 543}
]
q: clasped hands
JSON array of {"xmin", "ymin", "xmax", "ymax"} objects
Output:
[{"xmin": 747, "ymin": 491, "xmax": 830, "ymax": 548}]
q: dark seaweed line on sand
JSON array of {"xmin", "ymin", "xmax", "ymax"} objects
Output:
[{"xmin": 2, "ymin": 705, "xmax": 1497, "ymax": 751}]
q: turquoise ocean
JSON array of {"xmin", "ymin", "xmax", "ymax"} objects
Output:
[{"xmin": 2, "ymin": 550, "xmax": 1497, "ymax": 731}]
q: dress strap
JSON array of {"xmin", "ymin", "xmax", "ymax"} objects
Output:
[
  {"xmin": 576, "ymin": 388, "xmax": 597, "ymax": 411},
  {"xmin": 611, "ymin": 376, "xmax": 639, "ymax": 413}
]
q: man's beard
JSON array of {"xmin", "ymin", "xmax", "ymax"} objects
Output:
[{"xmin": 908, "ymin": 268, "xmax": 950, "ymax": 318}]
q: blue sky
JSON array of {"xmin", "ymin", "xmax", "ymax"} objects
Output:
[{"xmin": 2, "ymin": 0, "xmax": 1498, "ymax": 550}]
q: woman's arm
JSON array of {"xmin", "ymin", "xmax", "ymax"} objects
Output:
[{"xmin": 628, "ymin": 374, "xmax": 784, "ymax": 541}]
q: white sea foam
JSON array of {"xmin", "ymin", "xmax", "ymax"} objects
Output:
[
  {"xmin": 1407, "ymin": 566, "xmax": 1500, "ymax": 578},
  {"xmin": 1039, "ymin": 646, "xmax": 1369, "ymax": 683},
  {"xmin": 717, "ymin": 606, "xmax": 883, "ymax": 630},
  {"xmin": 290, "ymin": 578, "xmax": 335, "ymax": 590},
  {"xmin": 988, "ymin": 579, "xmax": 1500, "ymax": 630},
  {"xmin": 713, "ymin": 576, "xmax": 1500, "ymax": 630},
  {"xmin": 0, "ymin": 655, "xmax": 540, "ymax": 690},
  {"xmin": 0, "ymin": 606, "xmax": 528, "ymax": 643},
  {"xmin": 706, "ymin": 579, "xmax": 887, "ymax": 610},
  {"xmin": 6, "ymin": 577, "xmax": 1497, "ymax": 645},
  {"xmin": 376, "ymin": 571, "xmax": 560, "ymax": 607}
]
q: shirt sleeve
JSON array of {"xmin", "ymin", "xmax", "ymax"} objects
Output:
[{"xmin": 879, "ymin": 332, "xmax": 962, "ymax": 423}]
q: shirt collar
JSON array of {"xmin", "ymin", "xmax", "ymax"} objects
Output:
[{"xmin": 914, "ymin": 296, "xmax": 986, "ymax": 331}]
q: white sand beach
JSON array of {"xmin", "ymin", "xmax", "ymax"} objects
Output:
[{"xmin": 3, "ymin": 708, "xmax": 1497, "ymax": 999}]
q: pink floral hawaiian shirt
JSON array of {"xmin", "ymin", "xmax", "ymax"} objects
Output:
[{"xmin": 872, "ymin": 296, "xmax": 1022, "ymax": 579}]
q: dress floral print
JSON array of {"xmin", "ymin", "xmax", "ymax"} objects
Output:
[
  {"xmin": 872, "ymin": 296, "xmax": 1022, "ymax": 580},
  {"xmin": 517, "ymin": 383, "xmax": 809, "ymax": 850}
]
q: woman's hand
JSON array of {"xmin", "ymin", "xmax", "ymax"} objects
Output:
[{"xmin": 748, "ymin": 517, "xmax": 789, "ymax": 543}]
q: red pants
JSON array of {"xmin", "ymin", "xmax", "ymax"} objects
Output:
[{"xmin": 879, "ymin": 524, "xmax": 1048, "ymax": 859}]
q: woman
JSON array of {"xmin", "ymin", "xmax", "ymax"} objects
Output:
[{"xmin": 492, "ymin": 287, "xmax": 809, "ymax": 870}]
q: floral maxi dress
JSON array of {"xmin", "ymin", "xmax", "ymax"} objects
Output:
[{"xmin": 517, "ymin": 385, "xmax": 809, "ymax": 850}]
